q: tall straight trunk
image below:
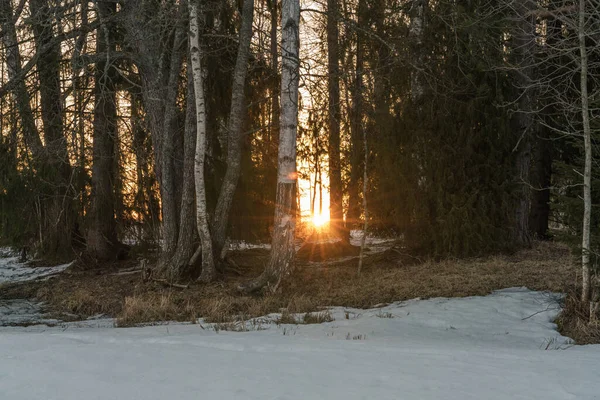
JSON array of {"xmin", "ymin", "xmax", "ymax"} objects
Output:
[
  {"xmin": 327, "ymin": 0, "xmax": 345, "ymax": 241},
  {"xmin": 409, "ymin": 0, "xmax": 426, "ymax": 103},
  {"xmin": 268, "ymin": 0, "xmax": 279, "ymax": 148},
  {"xmin": 211, "ymin": 0, "xmax": 255, "ymax": 259},
  {"xmin": 265, "ymin": 0, "xmax": 279, "ymax": 232},
  {"xmin": 240, "ymin": 0, "xmax": 300, "ymax": 293},
  {"xmin": 87, "ymin": 1, "xmax": 120, "ymax": 260},
  {"xmin": 578, "ymin": 0, "xmax": 592, "ymax": 305},
  {"xmin": 152, "ymin": 26, "xmax": 185, "ymax": 260},
  {"xmin": 166, "ymin": 64, "xmax": 200, "ymax": 280},
  {"xmin": 189, "ymin": 1, "xmax": 216, "ymax": 282},
  {"xmin": 530, "ymin": 15, "xmax": 560, "ymax": 240},
  {"xmin": 0, "ymin": 0, "xmax": 43, "ymax": 158},
  {"xmin": 357, "ymin": 118, "xmax": 368, "ymax": 274},
  {"xmin": 347, "ymin": 0, "xmax": 365, "ymax": 227},
  {"xmin": 512, "ymin": 2, "xmax": 535, "ymax": 248},
  {"xmin": 529, "ymin": 128, "xmax": 552, "ymax": 238},
  {"xmin": 30, "ymin": 0, "xmax": 75, "ymax": 257}
]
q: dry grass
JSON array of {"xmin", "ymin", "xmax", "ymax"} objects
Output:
[
  {"xmin": 2, "ymin": 240, "xmax": 579, "ymax": 331},
  {"xmin": 555, "ymin": 290, "xmax": 600, "ymax": 345},
  {"xmin": 116, "ymin": 294, "xmax": 197, "ymax": 327},
  {"xmin": 302, "ymin": 311, "xmax": 334, "ymax": 324}
]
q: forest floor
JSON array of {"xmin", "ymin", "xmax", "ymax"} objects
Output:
[{"xmin": 0, "ymin": 239, "xmax": 578, "ymax": 330}]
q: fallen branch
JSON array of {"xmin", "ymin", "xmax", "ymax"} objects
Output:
[{"xmin": 151, "ymin": 278, "xmax": 189, "ymax": 290}]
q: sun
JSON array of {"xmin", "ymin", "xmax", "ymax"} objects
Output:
[{"xmin": 312, "ymin": 212, "xmax": 328, "ymax": 228}]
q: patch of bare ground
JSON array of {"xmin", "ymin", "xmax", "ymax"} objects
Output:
[{"xmin": 1, "ymin": 240, "xmax": 578, "ymax": 332}]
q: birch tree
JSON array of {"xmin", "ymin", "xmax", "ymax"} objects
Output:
[
  {"xmin": 240, "ymin": 0, "xmax": 300, "ymax": 293},
  {"xmin": 578, "ymin": 0, "xmax": 593, "ymax": 310},
  {"xmin": 189, "ymin": 0, "xmax": 216, "ymax": 282}
]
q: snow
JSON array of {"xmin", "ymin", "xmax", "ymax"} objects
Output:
[
  {"xmin": 0, "ymin": 248, "xmax": 72, "ymax": 325},
  {"xmin": 0, "ymin": 249, "xmax": 71, "ymax": 285},
  {"xmin": 1, "ymin": 288, "xmax": 599, "ymax": 399}
]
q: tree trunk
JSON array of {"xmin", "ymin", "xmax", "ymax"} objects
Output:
[
  {"xmin": 211, "ymin": 0, "xmax": 255, "ymax": 259},
  {"xmin": 87, "ymin": 0, "xmax": 120, "ymax": 260},
  {"xmin": 529, "ymin": 127, "xmax": 551, "ymax": 239},
  {"xmin": 166, "ymin": 64, "xmax": 200, "ymax": 280},
  {"xmin": 409, "ymin": 0, "xmax": 426, "ymax": 103},
  {"xmin": 239, "ymin": 0, "xmax": 300, "ymax": 293},
  {"xmin": 357, "ymin": 117, "xmax": 368, "ymax": 275},
  {"xmin": 578, "ymin": 0, "xmax": 592, "ymax": 306},
  {"xmin": 347, "ymin": 0, "xmax": 365, "ymax": 228},
  {"xmin": 189, "ymin": 1, "xmax": 216, "ymax": 283},
  {"xmin": 327, "ymin": 0, "xmax": 345, "ymax": 241},
  {"xmin": 30, "ymin": 0, "xmax": 76, "ymax": 257},
  {"xmin": 139, "ymin": 23, "xmax": 185, "ymax": 262},
  {"xmin": 0, "ymin": 0, "xmax": 44, "ymax": 159},
  {"xmin": 511, "ymin": 1, "xmax": 535, "ymax": 248}
]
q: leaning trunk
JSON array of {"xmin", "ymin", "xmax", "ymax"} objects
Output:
[{"xmin": 211, "ymin": 0, "xmax": 255, "ymax": 259}]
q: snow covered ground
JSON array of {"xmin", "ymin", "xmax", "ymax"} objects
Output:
[
  {"xmin": 0, "ymin": 249, "xmax": 72, "ymax": 326},
  {"xmin": 1, "ymin": 288, "xmax": 599, "ymax": 399},
  {"xmin": 0, "ymin": 248, "xmax": 71, "ymax": 285}
]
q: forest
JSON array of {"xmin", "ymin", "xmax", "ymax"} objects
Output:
[
  {"xmin": 2, "ymin": 1, "xmax": 600, "ymax": 397},
  {"xmin": 0, "ymin": 0, "xmax": 599, "ymax": 324}
]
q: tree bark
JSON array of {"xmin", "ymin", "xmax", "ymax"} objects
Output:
[
  {"xmin": 0, "ymin": 0, "xmax": 44, "ymax": 158},
  {"xmin": 239, "ymin": 0, "xmax": 300, "ymax": 293},
  {"xmin": 409, "ymin": 0, "xmax": 426, "ymax": 103},
  {"xmin": 578, "ymin": 0, "xmax": 592, "ymax": 306},
  {"xmin": 327, "ymin": 0, "xmax": 345, "ymax": 241},
  {"xmin": 189, "ymin": 1, "xmax": 216, "ymax": 283},
  {"xmin": 29, "ymin": 0, "xmax": 76, "ymax": 257},
  {"xmin": 87, "ymin": 0, "xmax": 120, "ymax": 260},
  {"xmin": 511, "ymin": 1, "xmax": 535, "ymax": 248},
  {"xmin": 158, "ymin": 28, "xmax": 185, "ymax": 259},
  {"xmin": 166, "ymin": 64, "xmax": 200, "ymax": 280},
  {"xmin": 529, "ymin": 128, "xmax": 552, "ymax": 239},
  {"xmin": 211, "ymin": 0, "xmax": 255, "ymax": 259},
  {"xmin": 347, "ymin": 0, "xmax": 365, "ymax": 228}
]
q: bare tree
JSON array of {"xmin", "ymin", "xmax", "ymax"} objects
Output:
[{"xmin": 240, "ymin": 0, "xmax": 300, "ymax": 293}]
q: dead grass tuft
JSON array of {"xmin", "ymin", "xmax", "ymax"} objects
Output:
[
  {"xmin": 277, "ymin": 309, "xmax": 297, "ymax": 324},
  {"xmin": 556, "ymin": 290, "xmax": 600, "ymax": 345},
  {"xmin": 303, "ymin": 311, "xmax": 334, "ymax": 324},
  {"xmin": 116, "ymin": 294, "xmax": 196, "ymax": 327}
]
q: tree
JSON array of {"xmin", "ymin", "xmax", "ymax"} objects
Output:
[
  {"xmin": 327, "ymin": 0, "xmax": 345, "ymax": 241},
  {"xmin": 578, "ymin": 0, "xmax": 593, "ymax": 310},
  {"xmin": 211, "ymin": 0, "xmax": 255, "ymax": 261},
  {"xmin": 87, "ymin": 0, "xmax": 120, "ymax": 260},
  {"xmin": 240, "ymin": 0, "xmax": 300, "ymax": 293},
  {"xmin": 189, "ymin": 0, "xmax": 216, "ymax": 282}
]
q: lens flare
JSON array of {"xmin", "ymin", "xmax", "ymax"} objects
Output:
[{"xmin": 312, "ymin": 213, "xmax": 328, "ymax": 228}]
